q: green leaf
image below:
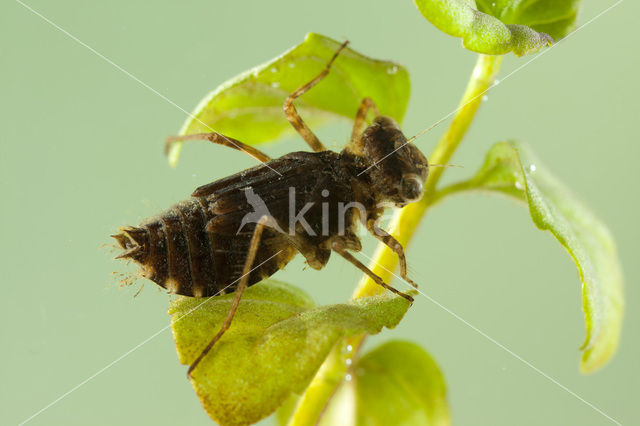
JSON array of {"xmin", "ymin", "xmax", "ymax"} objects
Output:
[
  {"xmin": 170, "ymin": 280, "xmax": 413, "ymax": 426},
  {"xmin": 476, "ymin": 0, "xmax": 581, "ymax": 40},
  {"xmin": 168, "ymin": 32, "xmax": 410, "ymax": 166},
  {"xmin": 469, "ymin": 141, "xmax": 624, "ymax": 373},
  {"xmin": 414, "ymin": 0, "xmax": 570, "ymax": 56},
  {"xmin": 314, "ymin": 340, "xmax": 450, "ymax": 426},
  {"xmin": 354, "ymin": 341, "xmax": 450, "ymax": 426}
]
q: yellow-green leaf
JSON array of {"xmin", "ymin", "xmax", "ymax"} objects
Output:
[
  {"xmin": 168, "ymin": 32, "xmax": 410, "ymax": 166},
  {"xmin": 469, "ymin": 141, "xmax": 624, "ymax": 373},
  {"xmin": 476, "ymin": 0, "xmax": 581, "ymax": 40},
  {"xmin": 354, "ymin": 340, "xmax": 450, "ymax": 426},
  {"xmin": 414, "ymin": 0, "xmax": 557, "ymax": 56},
  {"xmin": 170, "ymin": 280, "xmax": 413, "ymax": 425},
  {"xmin": 309, "ymin": 340, "xmax": 450, "ymax": 426}
]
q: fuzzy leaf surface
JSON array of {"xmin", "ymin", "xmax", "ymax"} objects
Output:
[
  {"xmin": 414, "ymin": 0, "xmax": 581, "ymax": 55},
  {"xmin": 170, "ymin": 280, "xmax": 413, "ymax": 425},
  {"xmin": 476, "ymin": 0, "xmax": 581, "ymax": 40}
]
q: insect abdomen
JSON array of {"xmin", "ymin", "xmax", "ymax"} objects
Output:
[{"xmin": 113, "ymin": 199, "xmax": 217, "ymax": 297}]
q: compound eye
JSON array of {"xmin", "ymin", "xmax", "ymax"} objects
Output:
[{"xmin": 401, "ymin": 174, "xmax": 424, "ymax": 202}]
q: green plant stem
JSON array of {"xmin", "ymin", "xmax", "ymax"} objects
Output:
[
  {"xmin": 429, "ymin": 179, "xmax": 478, "ymax": 205},
  {"xmin": 286, "ymin": 348, "xmax": 347, "ymax": 426},
  {"xmin": 287, "ymin": 54, "xmax": 503, "ymax": 426},
  {"xmin": 352, "ymin": 53, "xmax": 503, "ymax": 298}
]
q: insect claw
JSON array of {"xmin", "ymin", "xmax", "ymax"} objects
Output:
[
  {"xmin": 405, "ymin": 277, "xmax": 419, "ymax": 289},
  {"xmin": 398, "ymin": 291, "xmax": 414, "ymax": 303},
  {"xmin": 186, "ymin": 364, "xmax": 196, "ymax": 380}
]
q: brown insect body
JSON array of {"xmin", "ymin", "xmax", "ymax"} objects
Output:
[
  {"xmin": 113, "ymin": 41, "xmax": 431, "ymax": 375},
  {"xmin": 113, "ymin": 116, "xmax": 428, "ymax": 298}
]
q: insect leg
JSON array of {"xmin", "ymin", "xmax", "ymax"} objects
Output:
[
  {"xmin": 331, "ymin": 238, "xmax": 414, "ymax": 303},
  {"xmin": 187, "ymin": 218, "xmax": 268, "ymax": 378},
  {"xmin": 350, "ymin": 97, "xmax": 380, "ymax": 143},
  {"xmin": 166, "ymin": 132, "xmax": 271, "ymax": 163},
  {"xmin": 283, "ymin": 41, "xmax": 349, "ymax": 152},
  {"xmin": 367, "ymin": 220, "xmax": 418, "ymax": 289}
]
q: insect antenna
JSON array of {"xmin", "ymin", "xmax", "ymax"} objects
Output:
[
  {"xmin": 406, "ymin": 114, "xmax": 451, "ymax": 144},
  {"xmin": 404, "ymin": 120, "xmax": 464, "ymax": 168},
  {"xmin": 428, "ymin": 164, "xmax": 463, "ymax": 169}
]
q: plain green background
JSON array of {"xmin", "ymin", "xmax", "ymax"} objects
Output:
[{"xmin": 2, "ymin": 1, "xmax": 638, "ymax": 425}]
